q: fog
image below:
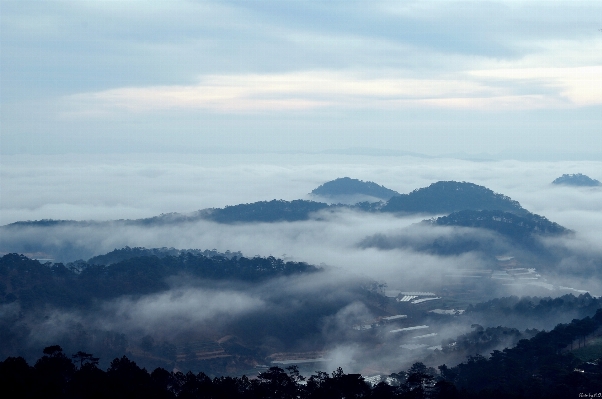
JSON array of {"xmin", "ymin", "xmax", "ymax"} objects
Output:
[
  {"xmin": 3, "ymin": 154, "xmax": 601, "ymax": 286},
  {"xmin": 1, "ymin": 153, "xmax": 602, "ymax": 374},
  {"xmin": 3, "ymin": 153, "xmax": 602, "ymax": 224}
]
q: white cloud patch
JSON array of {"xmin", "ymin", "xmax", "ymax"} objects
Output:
[{"xmin": 470, "ymin": 66, "xmax": 602, "ymax": 107}]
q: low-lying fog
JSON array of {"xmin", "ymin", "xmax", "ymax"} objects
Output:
[
  {"xmin": 2, "ymin": 153, "xmax": 602, "ymax": 374},
  {"xmin": 3, "ymin": 153, "xmax": 601, "ymax": 273}
]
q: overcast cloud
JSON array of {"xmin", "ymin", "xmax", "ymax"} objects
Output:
[{"xmin": 2, "ymin": 0, "xmax": 601, "ymax": 156}]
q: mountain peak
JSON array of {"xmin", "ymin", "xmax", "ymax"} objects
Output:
[
  {"xmin": 552, "ymin": 173, "xmax": 601, "ymax": 187},
  {"xmin": 381, "ymin": 181, "xmax": 527, "ymax": 215},
  {"xmin": 310, "ymin": 177, "xmax": 399, "ymax": 201}
]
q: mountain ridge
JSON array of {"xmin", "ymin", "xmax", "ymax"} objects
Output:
[
  {"xmin": 552, "ymin": 173, "xmax": 601, "ymax": 187},
  {"xmin": 310, "ymin": 177, "xmax": 400, "ymax": 201}
]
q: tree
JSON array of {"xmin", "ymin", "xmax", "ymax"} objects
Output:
[
  {"xmin": 255, "ymin": 366, "xmax": 298, "ymax": 399},
  {"xmin": 404, "ymin": 362, "xmax": 436, "ymax": 399},
  {"xmin": 34, "ymin": 346, "xmax": 76, "ymax": 399},
  {"xmin": 72, "ymin": 351, "xmax": 100, "ymax": 369}
]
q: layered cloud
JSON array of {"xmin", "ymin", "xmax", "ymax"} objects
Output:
[
  {"xmin": 64, "ymin": 65, "xmax": 602, "ymax": 115},
  {"xmin": 3, "ymin": 1, "xmax": 602, "ymax": 155}
]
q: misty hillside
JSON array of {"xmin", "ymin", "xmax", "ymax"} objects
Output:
[
  {"xmin": 381, "ymin": 181, "xmax": 527, "ymax": 215},
  {"xmin": 1, "ymin": 181, "xmax": 530, "ymax": 229},
  {"xmin": 310, "ymin": 177, "xmax": 400, "ymax": 200},
  {"xmin": 552, "ymin": 173, "xmax": 601, "ymax": 186},
  {"xmin": 3, "ymin": 212, "xmax": 200, "ymax": 229},
  {"xmin": 428, "ymin": 209, "xmax": 570, "ymax": 239},
  {"xmin": 465, "ymin": 293, "xmax": 602, "ymax": 330},
  {"xmin": 88, "ymin": 246, "xmax": 243, "ymax": 266},
  {"xmin": 361, "ymin": 209, "xmax": 568, "ymax": 261},
  {"xmin": 0, "ymin": 252, "xmax": 321, "ymax": 308},
  {"xmin": 201, "ymin": 199, "xmax": 332, "ymax": 223},
  {"xmin": 0, "ymin": 250, "xmax": 384, "ymax": 373}
]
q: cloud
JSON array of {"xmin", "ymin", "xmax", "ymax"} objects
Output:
[
  {"xmin": 469, "ymin": 66, "xmax": 602, "ymax": 107},
  {"xmin": 62, "ymin": 65, "xmax": 602, "ymax": 115},
  {"xmin": 3, "ymin": 1, "xmax": 602, "ymax": 156},
  {"xmin": 100, "ymin": 287, "xmax": 265, "ymax": 338},
  {"xmin": 2, "ymin": 155, "xmax": 602, "ymax": 270}
]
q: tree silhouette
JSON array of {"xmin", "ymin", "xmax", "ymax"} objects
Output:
[{"xmin": 72, "ymin": 351, "xmax": 100, "ymax": 369}]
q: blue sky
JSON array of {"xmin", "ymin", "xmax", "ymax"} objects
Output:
[{"xmin": 2, "ymin": 0, "xmax": 601, "ymax": 157}]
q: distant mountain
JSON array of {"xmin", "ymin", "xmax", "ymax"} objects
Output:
[
  {"xmin": 361, "ymin": 209, "xmax": 569, "ymax": 260},
  {"xmin": 0, "ymin": 251, "xmax": 321, "ymax": 308},
  {"xmin": 552, "ymin": 173, "xmax": 601, "ymax": 187},
  {"xmin": 201, "ymin": 199, "xmax": 332, "ymax": 223},
  {"xmin": 87, "ymin": 246, "xmax": 243, "ymax": 266},
  {"xmin": 310, "ymin": 177, "xmax": 399, "ymax": 201},
  {"xmin": 3, "ymin": 212, "xmax": 200, "ymax": 229},
  {"xmin": 428, "ymin": 209, "xmax": 570, "ymax": 240},
  {"xmin": 0, "ymin": 182, "xmax": 531, "ymax": 229},
  {"xmin": 381, "ymin": 181, "xmax": 527, "ymax": 215}
]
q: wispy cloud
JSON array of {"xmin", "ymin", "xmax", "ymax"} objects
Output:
[{"xmin": 64, "ymin": 65, "xmax": 602, "ymax": 115}]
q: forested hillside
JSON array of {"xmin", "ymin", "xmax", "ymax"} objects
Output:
[
  {"xmin": 0, "ymin": 252, "xmax": 320, "ymax": 309},
  {"xmin": 552, "ymin": 173, "xmax": 601, "ymax": 186},
  {"xmin": 310, "ymin": 177, "xmax": 400, "ymax": 200},
  {"xmin": 429, "ymin": 209, "xmax": 569, "ymax": 239},
  {"xmin": 381, "ymin": 181, "xmax": 527, "ymax": 215}
]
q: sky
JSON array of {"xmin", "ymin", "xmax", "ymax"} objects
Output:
[{"xmin": 2, "ymin": 0, "xmax": 602, "ymax": 157}]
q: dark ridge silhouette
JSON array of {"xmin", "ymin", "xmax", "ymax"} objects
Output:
[
  {"xmin": 310, "ymin": 177, "xmax": 400, "ymax": 200},
  {"xmin": 3, "ymin": 219, "xmax": 96, "ymax": 228},
  {"xmin": 552, "ymin": 173, "xmax": 601, "ymax": 186},
  {"xmin": 88, "ymin": 246, "xmax": 242, "ymax": 266},
  {"xmin": 202, "ymin": 199, "xmax": 332, "ymax": 223},
  {"xmin": 0, "ymin": 252, "xmax": 321, "ymax": 308},
  {"xmin": 381, "ymin": 181, "xmax": 527, "ymax": 215},
  {"xmin": 5, "ymin": 310, "xmax": 602, "ymax": 398},
  {"xmin": 360, "ymin": 209, "xmax": 569, "ymax": 260},
  {"xmin": 2, "ymin": 181, "xmax": 533, "ymax": 228},
  {"xmin": 428, "ymin": 209, "xmax": 570, "ymax": 239}
]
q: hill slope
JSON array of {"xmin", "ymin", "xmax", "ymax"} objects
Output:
[
  {"xmin": 202, "ymin": 199, "xmax": 331, "ymax": 223},
  {"xmin": 310, "ymin": 177, "xmax": 399, "ymax": 200},
  {"xmin": 552, "ymin": 173, "xmax": 601, "ymax": 186},
  {"xmin": 429, "ymin": 209, "xmax": 570, "ymax": 239},
  {"xmin": 381, "ymin": 181, "xmax": 527, "ymax": 215}
]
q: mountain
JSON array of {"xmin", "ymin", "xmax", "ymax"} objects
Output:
[
  {"xmin": 310, "ymin": 177, "xmax": 399, "ymax": 201},
  {"xmin": 428, "ymin": 209, "xmax": 570, "ymax": 239},
  {"xmin": 3, "ymin": 212, "xmax": 200, "ymax": 229},
  {"xmin": 201, "ymin": 199, "xmax": 332, "ymax": 223},
  {"xmin": 87, "ymin": 246, "xmax": 243, "ymax": 266},
  {"xmin": 0, "ymin": 251, "xmax": 321, "ymax": 309},
  {"xmin": 552, "ymin": 173, "xmax": 601, "ymax": 187},
  {"xmin": 1, "ymin": 181, "xmax": 529, "ymax": 229},
  {"xmin": 360, "ymin": 209, "xmax": 569, "ymax": 261},
  {"xmin": 381, "ymin": 181, "xmax": 527, "ymax": 215}
]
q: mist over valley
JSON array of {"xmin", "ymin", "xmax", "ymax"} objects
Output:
[
  {"xmin": 2, "ymin": 155, "xmax": 602, "ymax": 382},
  {"xmin": 3, "ymin": 1, "xmax": 602, "ymax": 395}
]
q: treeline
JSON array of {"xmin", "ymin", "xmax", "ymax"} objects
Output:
[
  {"xmin": 203, "ymin": 199, "xmax": 332, "ymax": 223},
  {"xmin": 87, "ymin": 247, "xmax": 244, "ymax": 266},
  {"xmin": 0, "ymin": 252, "xmax": 320, "ymax": 309},
  {"xmin": 5, "ymin": 310, "xmax": 602, "ymax": 398}
]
